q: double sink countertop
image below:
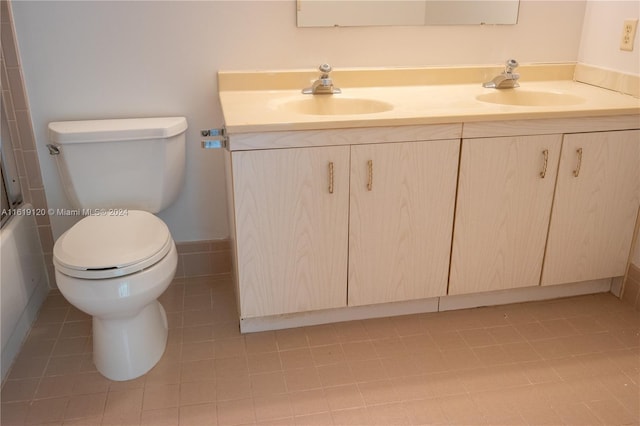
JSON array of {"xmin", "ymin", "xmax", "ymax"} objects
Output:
[{"xmin": 218, "ymin": 63, "xmax": 640, "ymax": 134}]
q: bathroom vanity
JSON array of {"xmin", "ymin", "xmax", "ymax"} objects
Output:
[{"xmin": 218, "ymin": 64, "xmax": 640, "ymax": 332}]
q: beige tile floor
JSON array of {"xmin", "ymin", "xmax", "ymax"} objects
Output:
[{"xmin": 1, "ymin": 275, "xmax": 639, "ymax": 426}]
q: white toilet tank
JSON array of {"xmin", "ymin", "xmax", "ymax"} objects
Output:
[{"xmin": 48, "ymin": 117, "xmax": 187, "ymax": 213}]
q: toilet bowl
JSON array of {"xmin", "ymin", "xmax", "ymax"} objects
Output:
[
  {"xmin": 54, "ymin": 210, "xmax": 177, "ymax": 381},
  {"xmin": 47, "ymin": 117, "xmax": 188, "ymax": 381}
]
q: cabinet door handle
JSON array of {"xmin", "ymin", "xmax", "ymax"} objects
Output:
[
  {"xmin": 540, "ymin": 149, "xmax": 549, "ymax": 178},
  {"xmin": 573, "ymin": 148, "xmax": 583, "ymax": 177},
  {"xmin": 367, "ymin": 160, "xmax": 373, "ymax": 191},
  {"xmin": 328, "ymin": 162, "xmax": 334, "ymax": 194}
]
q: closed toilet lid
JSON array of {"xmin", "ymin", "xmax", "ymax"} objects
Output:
[{"xmin": 54, "ymin": 210, "xmax": 172, "ymax": 279}]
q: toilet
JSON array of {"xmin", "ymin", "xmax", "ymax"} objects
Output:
[{"xmin": 47, "ymin": 117, "xmax": 187, "ymax": 381}]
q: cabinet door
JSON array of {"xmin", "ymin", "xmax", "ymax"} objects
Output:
[
  {"xmin": 348, "ymin": 140, "xmax": 459, "ymax": 306},
  {"xmin": 231, "ymin": 146, "xmax": 350, "ymax": 317},
  {"xmin": 542, "ymin": 130, "xmax": 640, "ymax": 286},
  {"xmin": 449, "ymin": 135, "xmax": 562, "ymax": 295}
]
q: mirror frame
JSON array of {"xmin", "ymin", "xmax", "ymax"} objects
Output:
[{"xmin": 297, "ymin": 0, "xmax": 520, "ymax": 27}]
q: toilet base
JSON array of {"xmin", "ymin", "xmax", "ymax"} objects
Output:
[{"xmin": 92, "ymin": 300, "xmax": 168, "ymax": 381}]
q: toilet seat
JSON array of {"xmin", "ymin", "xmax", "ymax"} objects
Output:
[{"xmin": 54, "ymin": 210, "xmax": 172, "ymax": 279}]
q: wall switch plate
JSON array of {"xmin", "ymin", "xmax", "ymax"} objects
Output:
[{"xmin": 620, "ymin": 19, "xmax": 638, "ymax": 51}]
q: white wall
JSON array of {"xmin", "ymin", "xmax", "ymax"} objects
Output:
[
  {"xmin": 11, "ymin": 0, "xmax": 589, "ymax": 242},
  {"xmin": 576, "ymin": 1, "xmax": 639, "ymax": 268},
  {"xmin": 578, "ymin": 0, "xmax": 640, "ymax": 75}
]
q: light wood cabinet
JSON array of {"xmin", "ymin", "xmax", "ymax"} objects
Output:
[
  {"xmin": 542, "ymin": 130, "xmax": 640, "ymax": 286},
  {"xmin": 229, "ymin": 137, "xmax": 460, "ymax": 317},
  {"xmin": 348, "ymin": 140, "xmax": 459, "ymax": 305},
  {"xmin": 225, "ymin": 116, "xmax": 639, "ymax": 328},
  {"xmin": 230, "ymin": 146, "xmax": 350, "ymax": 318},
  {"xmin": 449, "ymin": 134, "xmax": 562, "ymax": 295}
]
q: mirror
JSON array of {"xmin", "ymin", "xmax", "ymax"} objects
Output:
[{"xmin": 297, "ymin": 0, "xmax": 520, "ymax": 27}]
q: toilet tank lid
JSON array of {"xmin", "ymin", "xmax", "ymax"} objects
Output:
[{"xmin": 48, "ymin": 117, "xmax": 188, "ymax": 144}]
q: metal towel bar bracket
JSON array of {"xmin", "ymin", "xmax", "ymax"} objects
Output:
[{"xmin": 201, "ymin": 127, "xmax": 228, "ymax": 149}]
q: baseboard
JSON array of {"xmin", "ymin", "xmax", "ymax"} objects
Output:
[
  {"xmin": 622, "ymin": 263, "xmax": 640, "ymax": 310},
  {"xmin": 240, "ymin": 297, "xmax": 439, "ymax": 334},
  {"xmin": 239, "ymin": 278, "xmax": 613, "ymax": 333},
  {"xmin": 439, "ymin": 278, "xmax": 612, "ymax": 311},
  {"xmin": 174, "ymin": 239, "xmax": 232, "ymax": 279}
]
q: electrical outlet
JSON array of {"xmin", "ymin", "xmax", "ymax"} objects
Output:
[{"xmin": 620, "ymin": 19, "xmax": 638, "ymax": 51}]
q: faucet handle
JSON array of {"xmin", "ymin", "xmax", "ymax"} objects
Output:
[
  {"xmin": 505, "ymin": 59, "xmax": 519, "ymax": 74},
  {"xmin": 319, "ymin": 64, "xmax": 332, "ymax": 74},
  {"xmin": 302, "ymin": 64, "xmax": 341, "ymax": 94}
]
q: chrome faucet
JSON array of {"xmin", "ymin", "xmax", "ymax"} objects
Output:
[
  {"xmin": 302, "ymin": 64, "xmax": 342, "ymax": 95},
  {"xmin": 483, "ymin": 59, "xmax": 520, "ymax": 89}
]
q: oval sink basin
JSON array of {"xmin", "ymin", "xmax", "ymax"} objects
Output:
[
  {"xmin": 280, "ymin": 97, "xmax": 394, "ymax": 116},
  {"xmin": 476, "ymin": 90, "xmax": 585, "ymax": 107}
]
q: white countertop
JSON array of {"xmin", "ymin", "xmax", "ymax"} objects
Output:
[{"xmin": 218, "ymin": 64, "xmax": 640, "ymax": 134}]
